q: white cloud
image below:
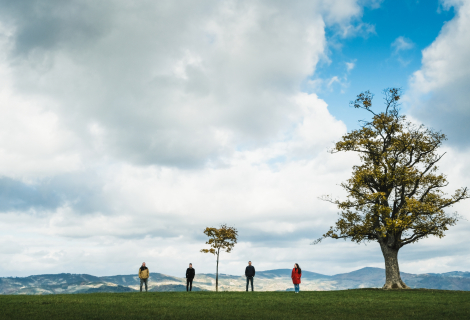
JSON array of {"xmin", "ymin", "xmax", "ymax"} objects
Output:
[
  {"xmin": 1, "ymin": 0, "xmax": 468, "ymax": 279},
  {"xmin": 345, "ymin": 61, "xmax": 356, "ymax": 72},
  {"xmin": 0, "ymin": 0, "xmax": 338, "ymax": 168},
  {"xmin": 403, "ymin": 0, "xmax": 470, "ymax": 274},
  {"xmin": 411, "ymin": 1, "xmax": 470, "ymax": 92},
  {"xmin": 0, "ymin": 66, "xmax": 82, "ymax": 179},
  {"xmin": 408, "ymin": 0, "xmax": 470, "ymax": 145},
  {"xmin": 391, "ymin": 36, "xmax": 414, "ymax": 54},
  {"xmin": 0, "ymin": 0, "xmax": 362, "ymax": 277},
  {"xmin": 0, "ymin": 109, "xmax": 353, "ymax": 276}
]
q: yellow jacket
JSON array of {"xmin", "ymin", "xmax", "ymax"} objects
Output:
[{"xmin": 139, "ymin": 267, "xmax": 149, "ymax": 279}]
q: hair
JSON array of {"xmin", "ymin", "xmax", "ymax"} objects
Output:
[
  {"xmin": 189, "ymin": 263, "xmax": 192, "ymax": 265},
  {"xmin": 249, "ymin": 261, "xmax": 251, "ymax": 263},
  {"xmin": 295, "ymin": 263, "xmax": 301, "ymax": 275}
]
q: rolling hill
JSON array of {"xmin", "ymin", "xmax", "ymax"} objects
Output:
[{"xmin": 1, "ymin": 267, "xmax": 469, "ymax": 294}]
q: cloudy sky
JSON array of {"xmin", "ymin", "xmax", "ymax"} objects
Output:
[{"xmin": 0, "ymin": 0, "xmax": 469, "ymax": 278}]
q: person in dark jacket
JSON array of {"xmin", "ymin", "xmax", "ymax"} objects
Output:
[
  {"xmin": 291, "ymin": 263, "xmax": 302, "ymax": 293},
  {"xmin": 186, "ymin": 263, "xmax": 195, "ymax": 291},
  {"xmin": 245, "ymin": 261, "xmax": 255, "ymax": 291}
]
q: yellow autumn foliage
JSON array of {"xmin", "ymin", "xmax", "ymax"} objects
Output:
[{"xmin": 317, "ymin": 88, "xmax": 468, "ymax": 248}]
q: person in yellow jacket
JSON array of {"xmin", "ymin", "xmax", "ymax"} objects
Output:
[{"xmin": 139, "ymin": 262, "xmax": 149, "ymax": 292}]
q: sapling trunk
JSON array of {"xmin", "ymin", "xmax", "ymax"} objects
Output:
[{"xmin": 216, "ymin": 248, "xmax": 220, "ymax": 292}]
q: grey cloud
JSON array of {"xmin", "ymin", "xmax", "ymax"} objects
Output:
[
  {"xmin": 0, "ymin": 0, "xmax": 110, "ymax": 55},
  {"xmin": 0, "ymin": 176, "xmax": 62, "ymax": 211},
  {"xmin": 399, "ymin": 239, "xmax": 470, "ymax": 261},
  {"xmin": 48, "ymin": 172, "xmax": 109, "ymax": 214},
  {"xmin": 410, "ymin": 83, "xmax": 470, "ymax": 148},
  {"xmin": 0, "ymin": 173, "xmax": 106, "ymax": 214},
  {"xmin": 0, "ymin": 0, "xmax": 338, "ymax": 168},
  {"xmin": 237, "ymin": 227, "xmax": 324, "ymax": 247}
]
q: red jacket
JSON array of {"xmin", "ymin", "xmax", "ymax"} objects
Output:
[{"xmin": 291, "ymin": 268, "xmax": 301, "ymax": 284}]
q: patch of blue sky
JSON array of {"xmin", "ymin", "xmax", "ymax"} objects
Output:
[
  {"xmin": 266, "ymin": 155, "xmax": 287, "ymax": 170},
  {"xmin": 307, "ymin": 0, "xmax": 456, "ymax": 130}
]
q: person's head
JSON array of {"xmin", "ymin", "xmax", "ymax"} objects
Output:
[
  {"xmin": 189, "ymin": 263, "xmax": 192, "ymax": 268},
  {"xmin": 142, "ymin": 262, "xmax": 146, "ymax": 267},
  {"xmin": 248, "ymin": 261, "xmax": 252, "ymax": 266},
  {"xmin": 295, "ymin": 263, "xmax": 301, "ymax": 274}
]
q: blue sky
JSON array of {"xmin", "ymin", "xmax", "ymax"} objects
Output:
[
  {"xmin": 0, "ymin": 0, "xmax": 469, "ymax": 279},
  {"xmin": 317, "ymin": 0, "xmax": 456, "ymax": 129}
]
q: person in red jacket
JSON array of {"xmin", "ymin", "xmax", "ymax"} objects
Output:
[{"xmin": 291, "ymin": 263, "xmax": 301, "ymax": 293}]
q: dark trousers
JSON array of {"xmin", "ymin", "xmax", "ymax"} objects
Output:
[
  {"xmin": 246, "ymin": 276, "xmax": 254, "ymax": 291},
  {"xmin": 186, "ymin": 278, "xmax": 193, "ymax": 291},
  {"xmin": 140, "ymin": 278, "xmax": 148, "ymax": 292}
]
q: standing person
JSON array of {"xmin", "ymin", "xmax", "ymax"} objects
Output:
[
  {"xmin": 186, "ymin": 263, "xmax": 195, "ymax": 292},
  {"xmin": 245, "ymin": 261, "xmax": 255, "ymax": 292},
  {"xmin": 139, "ymin": 262, "xmax": 149, "ymax": 292},
  {"xmin": 291, "ymin": 263, "xmax": 302, "ymax": 293}
]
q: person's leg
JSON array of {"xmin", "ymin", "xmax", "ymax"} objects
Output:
[
  {"xmin": 250, "ymin": 277, "xmax": 254, "ymax": 291},
  {"xmin": 246, "ymin": 277, "xmax": 249, "ymax": 291},
  {"xmin": 186, "ymin": 278, "xmax": 189, "ymax": 291},
  {"xmin": 140, "ymin": 279, "xmax": 143, "ymax": 292},
  {"xmin": 189, "ymin": 279, "xmax": 193, "ymax": 291},
  {"xmin": 144, "ymin": 278, "xmax": 148, "ymax": 292}
]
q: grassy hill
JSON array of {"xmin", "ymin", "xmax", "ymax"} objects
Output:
[{"xmin": 1, "ymin": 290, "xmax": 469, "ymax": 319}]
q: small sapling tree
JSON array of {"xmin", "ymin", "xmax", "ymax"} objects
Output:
[
  {"xmin": 315, "ymin": 88, "xmax": 468, "ymax": 289},
  {"xmin": 201, "ymin": 224, "xmax": 238, "ymax": 292}
]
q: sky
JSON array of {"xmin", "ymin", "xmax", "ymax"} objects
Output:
[{"xmin": 0, "ymin": 0, "xmax": 470, "ymax": 278}]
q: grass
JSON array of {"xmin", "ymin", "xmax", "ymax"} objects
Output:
[{"xmin": 0, "ymin": 289, "xmax": 469, "ymax": 319}]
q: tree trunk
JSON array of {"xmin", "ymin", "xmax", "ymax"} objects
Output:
[
  {"xmin": 215, "ymin": 249, "xmax": 219, "ymax": 292},
  {"xmin": 380, "ymin": 242, "xmax": 409, "ymax": 289}
]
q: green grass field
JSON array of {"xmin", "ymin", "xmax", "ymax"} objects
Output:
[{"xmin": 0, "ymin": 289, "xmax": 469, "ymax": 319}]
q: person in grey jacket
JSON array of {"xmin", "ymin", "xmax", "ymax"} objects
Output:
[{"xmin": 245, "ymin": 261, "xmax": 255, "ymax": 291}]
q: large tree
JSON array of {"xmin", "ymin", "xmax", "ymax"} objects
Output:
[
  {"xmin": 201, "ymin": 224, "xmax": 238, "ymax": 292},
  {"xmin": 316, "ymin": 88, "xmax": 468, "ymax": 289}
]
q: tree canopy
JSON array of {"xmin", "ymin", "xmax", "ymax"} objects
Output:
[
  {"xmin": 201, "ymin": 224, "xmax": 238, "ymax": 292},
  {"xmin": 316, "ymin": 88, "xmax": 468, "ymax": 289}
]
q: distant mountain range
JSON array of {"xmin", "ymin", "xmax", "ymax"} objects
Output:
[{"xmin": 1, "ymin": 267, "xmax": 469, "ymax": 295}]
